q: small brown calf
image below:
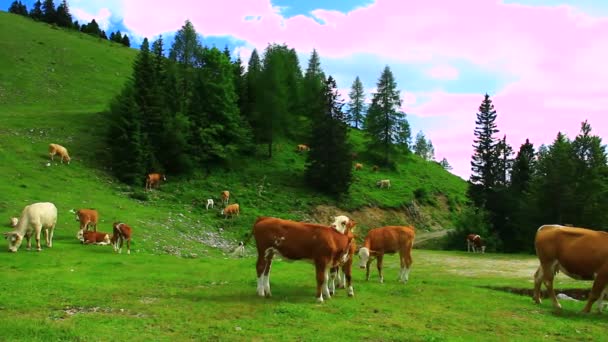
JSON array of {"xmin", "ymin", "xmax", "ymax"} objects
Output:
[{"xmin": 111, "ymin": 222, "xmax": 132, "ymax": 255}]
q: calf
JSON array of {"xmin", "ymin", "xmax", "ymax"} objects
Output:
[
  {"xmin": 75, "ymin": 208, "xmax": 98, "ymax": 235},
  {"xmin": 4, "ymin": 202, "xmax": 57, "ymax": 252},
  {"xmin": 466, "ymin": 234, "xmax": 486, "ymax": 253},
  {"xmin": 206, "ymin": 199, "xmax": 214, "ymax": 210},
  {"xmin": 534, "ymin": 224, "xmax": 608, "ymax": 313},
  {"xmin": 376, "ymin": 179, "xmax": 391, "ymax": 188},
  {"xmin": 236, "ymin": 216, "xmax": 356, "ymax": 302},
  {"xmin": 111, "ymin": 222, "xmax": 132, "ymax": 254},
  {"xmin": 358, "ymin": 226, "xmax": 415, "ymax": 283},
  {"xmin": 145, "ymin": 173, "xmax": 166, "ymax": 191},
  {"xmin": 48, "ymin": 143, "xmax": 71, "ymax": 164},
  {"xmin": 79, "ymin": 230, "xmax": 111, "ymax": 245},
  {"xmin": 221, "ymin": 203, "xmax": 240, "ymax": 219},
  {"xmin": 354, "ymin": 163, "xmax": 363, "ymax": 171},
  {"xmin": 220, "ymin": 190, "xmax": 230, "ymax": 205},
  {"xmin": 297, "ymin": 144, "xmax": 310, "ymax": 152}
]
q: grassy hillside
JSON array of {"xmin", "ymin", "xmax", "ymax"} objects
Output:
[{"xmin": 0, "ymin": 11, "xmax": 137, "ymax": 115}]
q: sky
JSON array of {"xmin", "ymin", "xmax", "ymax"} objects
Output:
[{"xmin": 4, "ymin": 0, "xmax": 608, "ymax": 180}]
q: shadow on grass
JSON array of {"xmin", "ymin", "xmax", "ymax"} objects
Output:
[
  {"xmin": 480, "ymin": 285, "xmax": 590, "ymax": 300},
  {"xmin": 179, "ymin": 284, "xmax": 348, "ymax": 304}
]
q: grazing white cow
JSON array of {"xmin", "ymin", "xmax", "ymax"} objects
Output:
[
  {"xmin": 4, "ymin": 202, "xmax": 57, "ymax": 252},
  {"xmin": 206, "ymin": 199, "xmax": 214, "ymax": 210},
  {"xmin": 533, "ymin": 224, "xmax": 608, "ymax": 313},
  {"xmin": 376, "ymin": 179, "xmax": 391, "ymax": 188}
]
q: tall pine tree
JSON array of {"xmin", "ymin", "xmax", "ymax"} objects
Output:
[
  {"xmin": 305, "ymin": 76, "xmax": 353, "ymax": 198},
  {"xmin": 347, "ymin": 76, "xmax": 366, "ymax": 129},
  {"xmin": 55, "ymin": 0, "xmax": 72, "ymax": 28},
  {"xmin": 41, "ymin": 0, "xmax": 56, "ymax": 24},
  {"xmin": 364, "ymin": 65, "xmax": 409, "ymax": 165},
  {"xmin": 29, "ymin": 0, "xmax": 43, "ymax": 20}
]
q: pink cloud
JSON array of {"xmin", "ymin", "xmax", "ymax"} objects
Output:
[{"xmin": 426, "ymin": 65, "xmax": 459, "ymax": 80}]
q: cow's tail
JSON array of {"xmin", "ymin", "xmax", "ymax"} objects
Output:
[{"xmin": 231, "ymin": 217, "xmax": 267, "ymax": 257}]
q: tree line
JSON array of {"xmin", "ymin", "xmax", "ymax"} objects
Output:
[
  {"xmin": 8, "ymin": 0, "xmax": 131, "ymax": 47},
  {"xmin": 106, "ymin": 20, "xmax": 429, "ymax": 198},
  {"xmin": 447, "ymin": 94, "xmax": 608, "ymax": 252}
]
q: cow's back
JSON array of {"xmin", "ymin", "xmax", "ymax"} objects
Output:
[
  {"xmin": 367, "ymin": 226, "xmax": 415, "ymax": 253},
  {"xmin": 253, "ymin": 217, "xmax": 347, "ymax": 260},
  {"xmin": 19, "ymin": 202, "xmax": 57, "ymax": 229},
  {"xmin": 535, "ymin": 225, "xmax": 608, "ymax": 278}
]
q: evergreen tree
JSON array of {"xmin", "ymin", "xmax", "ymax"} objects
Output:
[
  {"xmin": 305, "ymin": 76, "xmax": 353, "ymax": 198},
  {"xmin": 469, "ymin": 93, "xmax": 499, "ymax": 206},
  {"xmin": 121, "ymin": 34, "xmax": 131, "ymax": 47},
  {"xmin": 222, "ymin": 45, "xmax": 231, "ymax": 60},
  {"xmin": 439, "ymin": 157, "xmax": 452, "ymax": 171},
  {"xmin": 301, "ymin": 49, "xmax": 325, "ymax": 126},
  {"xmin": 233, "ymin": 55, "xmax": 247, "ymax": 117},
  {"xmin": 363, "ymin": 65, "xmax": 409, "ymax": 165},
  {"xmin": 413, "ymin": 131, "xmax": 434, "ymax": 161},
  {"xmin": 244, "ymin": 49, "xmax": 262, "ymax": 142},
  {"xmin": 55, "ymin": 0, "xmax": 72, "ymax": 28},
  {"xmin": 495, "ymin": 135, "xmax": 513, "ymax": 187},
  {"xmin": 510, "ymin": 139, "xmax": 535, "ymax": 194},
  {"xmin": 347, "ymin": 76, "xmax": 366, "ymax": 129},
  {"xmin": 41, "ymin": 0, "xmax": 56, "ymax": 23},
  {"xmin": 107, "ymin": 83, "xmax": 146, "ymax": 184},
  {"xmin": 83, "ymin": 19, "xmax": 100, "ymax": 36},
  {"xmin": 100, "ymin": 30, "xmax": 107, "ymax": 40},
  {"xmin": 29, "ymin": 1, "xmax": 43, "ymax": 20},
  {"xmin": 9, "ymin": 1, "xmax": 28, "ymax": 16},
  {"xmin": 169, "ymin": 20, "xmax": 201, "ymax": 115}
]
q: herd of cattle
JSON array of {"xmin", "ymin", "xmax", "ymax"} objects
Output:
[{"xmin": 4, "ymin": 144, "xmax": 608, "ymax": 313}]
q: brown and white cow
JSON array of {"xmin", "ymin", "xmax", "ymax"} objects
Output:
[
  {"xmin": 48, "ymin": 143, "xmax": 71, "ymax": 164},
  {"xmin": 354, "ymin": 163, "xmax": 363, "ymax": 171},
  {"xmin": 4, "ymin": 202, "xmax": 57, "ymax": 252},
  {"xmin": 145, "ymin": 173, "xmax": 166, "ymax": 191},
  {"xmin": 220, "ymin": 190, "xmax": 230, "ymax": 205},
  {"xmin": 79, "ymin": 230, "xmax": 111, "ymax": 245},
  {"xmin": 358, "ymin": 226, "xmax": 415, "ymax": 283},
  {"xmin": 297, "ymin": 144, "xmax": 310, "ymax": 152},
  {"xmin": 466, "ymin": 234, "xmax": 486, "ymax": 253},
  {"xmin": 111, "ymin": 222, "xmax": 132, "ymax": 254},
  {"xmin": 75, "ymin": 209, "xmax": 98, "ymax": 236},
  {"xmin": 533, "ymin": 224, "xmax": 608, "ymax": 313},
  {"xmin": 236, "ymin": 216, "xmax": 356, "ymax": 302},
  {"xmin": 328, "ymin": 215, "xmax": 357, "ymax": 296},
  {"xmin": 376, "ymin": 179, "xmax": 391, "ymax": 188},
  {"xmin": 221, "ymin": 203, "xmax": 240, "ymax": 219}
]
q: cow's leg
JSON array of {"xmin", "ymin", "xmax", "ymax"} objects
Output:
[
  {"xmin": 126, "ymin": 238, "xmax": 131, "ymax": 255},
  {"xmin": 343, "ymin": 260, "xmax": 354, "ymax": 297},
  {"xmin": 541, "ymin": 262, "xmax": 560, "ymax": 310},
  {"xmin": 377, "ymin": 255, "xmax": 385, "ymax": 283},
  {"xmin": 315, "ymin": 261, "xmax": 328, "ymax": 303},
  {"xmin": 322, "ymin": 265, "xmax": 332, "ymax": 300},
  {"xmin": 34, "ymin": 224, "xmax": 42, "ymax": 251},
  {"xmin": 263, "ymin": 257, "xmax": 273, "ymax": 298},
  {"xmin": 400, "ymin": 248, "xmax": 413, "ymax": 283},
  {"xmin": 596, "ymin": 284, "xmax": 608, "ymax": 313},
  {"xmin": 365, "ymin": 259, "xmax": 372, "ymax": 281},
  {"xmin": 47, "ymin": 224, "xmax": 55, "ymax": 247},
  {"xmin": 25, "ymin": 231, "xmax": 32, "ymax": 250},
  {"xmin": 329, "ymin": 266, "xmax": 337, "ymax": 296},
  {"xmin": 583, "ymin": 273, "xmax": 608, "ymax": 313},
  {"xmin": 256, "ymin": 253, "xmax": 266, "ymax": 297},
  {"xmin": 533, "ymin": 266, "xmax": 544, "ymax": 304}
]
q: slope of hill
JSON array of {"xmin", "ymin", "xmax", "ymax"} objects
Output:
[{"xmin": 0, "ymin": 11, "xmax": 468, "ymax": 255}]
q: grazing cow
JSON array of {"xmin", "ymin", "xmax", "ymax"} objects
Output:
[
  {"xmin": 79, "ymin": 230, "xmax": 111, "ymax": 245},
  {"xmin": 372, "ymin": 165, "xmax": 379, "ymax": 172},
  {"xmin": 297, "ymin": 144, "xmax": 310, "ymax": 152},
  {"xmin": 328, "ymin": 215, "xmax": 357, "ymax": 296},
  {"xmin": 220, "ymin": 190, "xmax": 230, "ymax": 205},
  {"xmin": 75, "ymin": 208, "xmax": 98, "ymax": 236},
  {"xmin": 9, "ymin": 217, "xmax": 18, "ymax": 228},
  {"xmin": 145, "ymin": 173, "xmax": 166, "ymax": 191},
  {"xmin": 354, "ymin": 163, "xmax": 363, "ymax": 171},
  {"xmin": 466, "ymin": 234, "xmax": 486, "ymax": 253},
  {"xmin": 4, "ymin": 202, "xmax": 57, "ymax": 252},
  {"xmin": 48, "ymin": 143, "xmax": 71, "ymax": 164},
  {"xmin": 533, "ymin": 225, "xmax": 608, "ymax": 313},
  {"xmin": 221, "ymin": 203, "xmax": 240, "ymax": 219},
  {"xmin": 111, "ymin": 222, "xmax": 132, "ymax": 254},
  {"xmin": 376, "ymin": 179, "xmax": 391, "ymax": 188},
  {"xmin": 236, "ymin": 216, "xmax": 356, "ymax": 302},
  {"xmin": 358, "ymin": 226, "xmax": 415, "ymax": 283},
  {"xmin": 206, "ymin": 199, "xmax": 214, "ymax": 210}
]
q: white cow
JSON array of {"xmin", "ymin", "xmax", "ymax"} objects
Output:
[
  {"xmin": 4, "ymin": 202, "xmax": 57, "ymax": 252},
  {"xmin": 376, "ymin": 179, "xmax": 391, "ymax": 188}
]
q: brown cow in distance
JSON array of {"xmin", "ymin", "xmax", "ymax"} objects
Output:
[
  {"xmin": 235, "ymin": 216, "xmax": 356, "ymax": 302},
  {"xmin": 220, "ymin": 190, "xmax": 230, "ymax": 205},
  {"xmin": 358, "ymin": 226, "xmax": 415, "ymax": 283},
  {"xmin": 145, "ymin": 173, "xmax": 166, "ymax": 191},
  {"xmin": 466, "ymin": 234, "xmax": 486, "ymax": 253},
  {"xmin": 354, "ymin": 163, "xmax": 363, "ymax": 171},
  {"xmin": 75, "ymin": 209, "xmax": 98, "ymax": 233},
  {"xmin": 297, "ymin": 144, "xmax": 310, "ymax": 152},
  {"xmin": 534, "ymin": 224, "xmax": 608, "ymax": 313}
]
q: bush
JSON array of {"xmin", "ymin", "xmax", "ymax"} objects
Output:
[{"xmin": 414, "ymin": 187, "xmax": 437, "ymax": 207}]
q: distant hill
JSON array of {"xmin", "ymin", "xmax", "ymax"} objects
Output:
[{"xmin": 0, "ymin": 11, "xmax": 468, "ymax": 253}]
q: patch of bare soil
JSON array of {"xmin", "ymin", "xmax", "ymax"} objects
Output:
[{"xmin": 422, "ymin": 253, "xmax": 541, "ymax": 279}]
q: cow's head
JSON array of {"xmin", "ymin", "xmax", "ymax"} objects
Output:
[
  {"xmin": 4, "ymin": 231, "xmax": 24, "ymax": 252},
  {"xmin": 358, "ymin": 247, "xmax": 371, "ymax": 269}
]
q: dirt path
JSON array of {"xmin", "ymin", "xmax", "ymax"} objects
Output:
[{"xmin": 414, "ymin": 229, "xmax": 449, "ymax": 246}]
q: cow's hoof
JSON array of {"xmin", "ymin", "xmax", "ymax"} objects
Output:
[{"xmin": 316, "ymin": 297, "xmax": 324, "ymax": 303}]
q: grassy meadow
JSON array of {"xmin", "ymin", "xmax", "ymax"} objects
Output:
[{"xmin": 1, "ymin": 10, "xmax": 606, "ymax": 342}]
